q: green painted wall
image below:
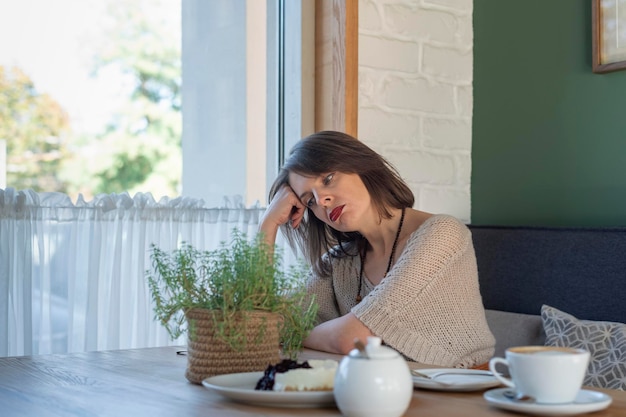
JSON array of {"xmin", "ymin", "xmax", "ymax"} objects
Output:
[{"xmin": 472, "ymin": 0, "xmax": 626, "ymax": 227}]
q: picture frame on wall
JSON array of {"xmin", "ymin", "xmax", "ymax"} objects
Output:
[{"xmin": 593, "ymin": 0, "xmax": 626, "ymax": 73}]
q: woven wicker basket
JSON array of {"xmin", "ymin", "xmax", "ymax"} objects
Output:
[{"xmin": 184, "ymin": 308, "xmax": 281, "ymax": 384}]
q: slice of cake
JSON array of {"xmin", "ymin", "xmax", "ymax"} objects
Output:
[
  {"xmin": 274, "ymin": 359, "xmax": 338, "ymax": 391},
  {"xmin": 254, "ymin": 359, "xmax": 338, "ymax": 392}
]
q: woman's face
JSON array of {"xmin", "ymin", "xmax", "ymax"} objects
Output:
[{"xmin": 288, "ymin": 171, "xmax": 372, "ymax": 232}]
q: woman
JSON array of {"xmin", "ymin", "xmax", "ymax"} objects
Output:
[{"xmin": 259, "ymin": 131, "xmax": 495, "ymax": 368}]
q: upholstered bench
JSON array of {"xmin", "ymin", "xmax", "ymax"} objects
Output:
[{"xmin": 469, "ymin": 224, "xmax": 626, "ymax": 390}]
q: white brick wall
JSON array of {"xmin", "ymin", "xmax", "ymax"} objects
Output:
[{"xmin": 358, "ymin": 0, "xmax": 473, "ymax": 222}]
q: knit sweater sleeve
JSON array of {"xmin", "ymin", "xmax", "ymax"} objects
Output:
[{"xmin": 351, "ymin": 215, "xmax": 495, "ymax": 368}]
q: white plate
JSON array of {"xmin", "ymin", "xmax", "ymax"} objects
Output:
[
  {"xmin": 412, "ymin": 368, "xmax": 501, "ymax": 392},
  {"xmin": 483, "ymin": 387, "xmax": 613, "ymax": 416},
  {"xmin": 202, "ymin": 371, "xmax": 335, "ymax": 408}
]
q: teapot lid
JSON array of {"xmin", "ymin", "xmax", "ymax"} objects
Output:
[{"xmin": 351, "ymin": 336, "xmax": 399, "ymax": 360}]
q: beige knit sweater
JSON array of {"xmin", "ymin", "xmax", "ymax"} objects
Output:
[{"xmin": 305, "ymin": 214, "xmax": 495, "ymax": 368}]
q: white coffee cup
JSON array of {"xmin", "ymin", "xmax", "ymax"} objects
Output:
[{"xmin": 489, "ymin": 346, "xmax": 590, "ymax": 404}]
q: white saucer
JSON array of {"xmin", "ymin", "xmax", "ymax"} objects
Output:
[
  {"xmin": 483, "ymin": 388, "xmax": 613, "ymax": 416},
  {"xmin": 412, "ymin": 368, "xmax": 501, "ymax": 392}
]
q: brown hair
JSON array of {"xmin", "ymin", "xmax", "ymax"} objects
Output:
[{"xmin": 268, "ymin": 131, "xmax": 414, "ymax": 276}]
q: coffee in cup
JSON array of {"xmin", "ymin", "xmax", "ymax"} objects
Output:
[{"xmin": 489, "ymin": 346, "xmax": 590, "ymax": 404}]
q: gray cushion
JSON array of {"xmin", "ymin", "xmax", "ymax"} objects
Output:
[
  {"xmin": 485, "ymin": 309, "xmax": 545, "ymax": 358},
  {"xmin": 542, "ymin": 304, "xmax": 626, "ymax": 391}
]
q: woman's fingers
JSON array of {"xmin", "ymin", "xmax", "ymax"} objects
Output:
[
  {"xmin": 266, "ymin": 185, "xmax": 304, "ymax": 228},
  {"xmin": 289, "ymin": 204, "xmax": 305, "ymax": 229}
]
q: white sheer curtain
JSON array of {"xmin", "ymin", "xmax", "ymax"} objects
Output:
[{"xmin": 0, "ymin": 188, "xmax": 293, "ymax": 357}]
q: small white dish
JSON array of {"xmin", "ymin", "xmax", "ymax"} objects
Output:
[
  {"xmin": 202, "ymin": 371, "xmax": 335, "ymax": 408},
  {"xmin": 483, "ymin": 387, "xmax": 613, "ymax": 416},
  {"xmin": 412, "ymin": 368, "xmax": 501, "ymax": 392}
]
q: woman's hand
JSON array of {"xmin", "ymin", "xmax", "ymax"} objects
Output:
[
  {"xmin": 303, "ymin": 313, "xmax": 375, "ymax": 355},
  {"xmin": 259, "ymin": 185, "xmax": 305, "ymax": 246},
  {"xmin": 266, "ymin": 185, "xmax": 306, "ymax": 229}
]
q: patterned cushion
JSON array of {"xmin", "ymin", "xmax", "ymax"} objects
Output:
[{"xmin": 541, "ymin": 304, "xmax": 626, "ymax": 390}]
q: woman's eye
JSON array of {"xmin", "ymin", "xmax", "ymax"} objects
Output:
[
  {"xmin": 323, "ymin": 173, "xmax": 334, "ymax": 185},
  {"xmin": 306, "ymin": 197, "xmax": 316, "ymax": 207}
]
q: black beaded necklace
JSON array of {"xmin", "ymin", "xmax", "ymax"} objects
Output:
[{"xmin": 356, "ymin": 207, "xmax": 406, "ymax": 303}]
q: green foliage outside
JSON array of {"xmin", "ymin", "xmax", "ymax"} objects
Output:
[
  {"xmin": 0, "ymin": 66, "xmax": 71, "ymax": 191},
  {"xmin": 1, "ymin": 0, "xmax": 181, "ymax": 201}
]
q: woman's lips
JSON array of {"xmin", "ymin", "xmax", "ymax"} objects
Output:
[{"xmin": 329, "ymin": 205, "xmax": 344, "ymax": 222}]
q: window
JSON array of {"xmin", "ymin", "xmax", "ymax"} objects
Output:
[
  {"xmin": 181, "ymin": 0, "xmax": 313, "ymax": 207},
  {"xmin": 0, "ymin": 0, "xmax": 313, "ymax": 356},
  {"xmin": 0, "ymin": 0, "xmax": 312, "ymax": 208}
]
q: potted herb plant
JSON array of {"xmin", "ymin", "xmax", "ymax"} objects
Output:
[{"xmin": 146, "ymin": 229, "xmax": 318, "ymax": 384}]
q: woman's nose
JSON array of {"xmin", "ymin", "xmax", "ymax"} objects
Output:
[{"xmin": 313, "ymin": 191, "xmax": 332, "ymax": 207}]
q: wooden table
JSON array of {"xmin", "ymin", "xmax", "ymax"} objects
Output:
[{"xmin": 0, "ymin": 346, "xmax": 624, "ymax": 416}]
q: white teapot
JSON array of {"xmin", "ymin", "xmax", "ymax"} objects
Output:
[{"xmin": 334, "ymin": 336, "xmax": 413, "ymax": 417}]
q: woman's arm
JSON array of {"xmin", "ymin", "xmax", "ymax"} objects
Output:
[{"xmin": 303, "ymin": 312, "xmax": 374, "ymax": 355}]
